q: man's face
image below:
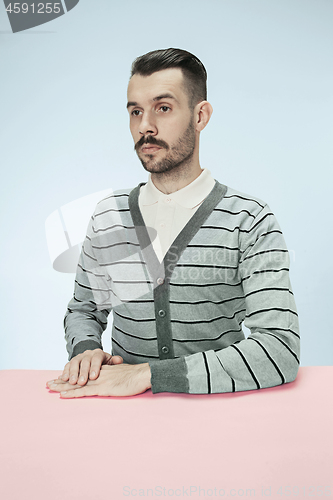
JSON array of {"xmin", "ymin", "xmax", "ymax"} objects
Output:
[{"xmin": 127, "ymin": 68, "xmax": 196, "ymax": 174}]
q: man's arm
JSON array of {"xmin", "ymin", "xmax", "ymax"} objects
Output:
[
  {"xmin": 57, "ymin": 211, "xmax": 115, "ymax": 384},
  {"xmin": 49, "ymin": 202, "xmax": 151, "ymax": 395},
  {"xmin": 148, "ymin": 204, "xmax": 300, "ymax": 394},
  {"xmin": 63, "ymin": 213, "xmax": 111, "ymax": 360}
]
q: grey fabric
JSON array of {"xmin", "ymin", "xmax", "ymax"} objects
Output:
[
  {"xmin": 149, "ymin": 357, "xmax": 189, "ymax": 394},
  {"xmin": 72, "ymin": 340, "xmax": 102, "ymax": 359}
]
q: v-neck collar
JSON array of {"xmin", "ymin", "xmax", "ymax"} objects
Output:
[{"xmin": 128, "ymin": 179, "xmax": 228, "ymax": 287}]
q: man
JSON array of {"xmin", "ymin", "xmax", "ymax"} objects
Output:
[{"xmin": 47, "ymin": 48, "xmax": 300, "ymax": 398}]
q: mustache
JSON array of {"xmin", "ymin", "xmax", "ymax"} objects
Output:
[{"xmin": 135, "ymin": 135, "xmax": 169, "ymax": 152}]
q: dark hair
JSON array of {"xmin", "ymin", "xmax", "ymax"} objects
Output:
[{"xmin": 130, "ymin": 48, "xmax": 207, "ymax": 110}]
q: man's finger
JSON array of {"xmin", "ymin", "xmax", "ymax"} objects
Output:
[
  {"xmin": 105, "ymin": 354, "xmax": 123, "ymax": 366},
  {"xmin": 77, "ymin": 356, "xmax": 92, "ymax": 385},
  {"xmin": 48, "ymin": 380, "xmax": 81, "ymax": 392},
  {"xmin": 110, "ymin": 355, "xmax": 123, "ymax": 365},
  {"xmin": 68, "ymin": 358, "xmax": 81, "ymax": 384},
  {"xmin": 60, "ymin": 361, "xmax": 71, "ymax": 381},
  {"xmin": 89, "ymin": 351, "xmax": 106, "ymax": 380},
  {"xmin": 60, "ymin": 385, "xmax": 98, "ymax": 398}
]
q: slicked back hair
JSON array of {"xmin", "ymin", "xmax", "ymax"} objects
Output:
[{"xmin": 130, "ymin": 48, "xmax": 207, "ymax": 110}]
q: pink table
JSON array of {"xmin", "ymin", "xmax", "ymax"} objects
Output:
[{"xmin": 0, "ymin": 367, "xmax": 332, "ymax": 500}]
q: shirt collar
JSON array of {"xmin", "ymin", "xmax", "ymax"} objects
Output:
[{"xmin": 140, "ymin": 168, "xmax": 216, "ymax": 209}]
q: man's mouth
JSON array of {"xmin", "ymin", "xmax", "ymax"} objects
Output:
[{"xmin": 141, "ymin": 145, "xmax": 162, "ymax": 154}]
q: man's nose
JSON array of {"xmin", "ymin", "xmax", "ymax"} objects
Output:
[{"xmin": 139, "ymin": 111, "xmax": 157, "ymax": 136}]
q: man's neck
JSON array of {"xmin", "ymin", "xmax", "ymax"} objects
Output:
[{"xmin": 150, "ymin": 162, "xmax": 203, "ymax": 195}]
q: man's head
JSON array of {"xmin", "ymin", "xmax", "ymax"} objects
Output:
[
  {"xmin": 127, "ymin": 48, "xmax": 212, "ymax": 176},
  {"xmin": 130, "ymin": 48, "xmax": 207, "ymax": 111}
]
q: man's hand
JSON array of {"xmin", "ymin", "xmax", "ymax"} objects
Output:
[
  {"xmin": 48, "ymin": 349, "xmax": 124, "ymax": 388},
  {"xmin": 47, "ymin": 363, "xmax": 152, "ymax": 398}
]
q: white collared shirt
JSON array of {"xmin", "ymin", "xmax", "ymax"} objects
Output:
[{"xmin": 138, "ymin": 168, "xmax": 215, "ymax": 262}]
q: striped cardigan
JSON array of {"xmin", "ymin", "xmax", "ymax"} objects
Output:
[{"xmin": 64, "ymin": 180, "xmax": 300, "ymax": 394}]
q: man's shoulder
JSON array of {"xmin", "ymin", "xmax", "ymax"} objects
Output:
[
  {"xmin": 218, "ymin": 184, "xmax": 268, "ymax": 216},
  {"xmin": 93, "ymin": 186, "xmax": 138, "ymax": 215}
]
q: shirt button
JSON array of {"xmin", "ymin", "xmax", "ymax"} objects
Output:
[
  {"xmin": 158, "ymin": 309, "xmax": 166, "ymax": 317},
  {"xmin": 165, "ymin": 198, "xmax": 171, "ymax": 203},
  {"xmin": 160, "ymin": 222, "xmax": 165, "ymax": 228},
  {"xmin": 156, "ymin": 277, "xmax": 164, "ymax": 285},
  {"xmin": 161, "ymin": 346, "xmax": 169, "ymax": 354}
]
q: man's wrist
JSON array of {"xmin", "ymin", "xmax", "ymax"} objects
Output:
[
  {"xmin": 140, "ymin": 363, "xmax": 152, "ymax": 390},
  {"xmin": 71, "ymin": 340, "xmax": 102, "ymax": 359}
]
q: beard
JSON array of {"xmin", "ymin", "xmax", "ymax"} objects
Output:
[{"xmin": 134, "ymin": 119, "xmax": 196, "ymax": 174}]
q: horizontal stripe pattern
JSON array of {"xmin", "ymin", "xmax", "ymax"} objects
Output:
[{"xmin": 64, "ymin": 184, "xmax": 300, "ymax": 393}]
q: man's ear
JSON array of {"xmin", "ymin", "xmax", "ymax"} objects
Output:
[{"xmin": 195, "ymin": 101, "xmax": 213, "ymax": 132}]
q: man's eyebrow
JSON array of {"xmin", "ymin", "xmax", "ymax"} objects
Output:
[
  {"xmin": 126, "ymin": 93, "xmax": 178, "ymax": 109},
  {"xmin": 126, "ymin": 101, "xmax": 138, "ymax": 109},
  {"xmin": 152, "ymin": 93, "xmax": 178, "ymax": 103}
]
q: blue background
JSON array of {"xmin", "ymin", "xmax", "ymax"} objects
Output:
[{"xmin": 0, "ymin": 0, "xmax": 332, "ymax": 369}]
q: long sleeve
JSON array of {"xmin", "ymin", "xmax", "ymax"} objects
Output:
[
  {"xmin": 149, "ymin": 204, "xmax": 300, "ymax": 394},
  {"xmin": 64, "ymin": 213, "xmax": 112, "ymax": 360}
]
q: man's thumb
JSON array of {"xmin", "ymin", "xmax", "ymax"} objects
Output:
[{"xmin": 111, "ymin": 355, "xmax": 124, "ymax": 364}]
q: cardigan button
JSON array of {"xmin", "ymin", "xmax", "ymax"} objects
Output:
[
  {"xmin": 156, "ymin": 277, "xmax": 164, "ymax": 286},
  {"xmin": 158, "ymin": 309, "xmax": 166, "ymax": 317},
  {"xmin": 161, "ymin": 346, "xmax": 169, "ymax": 354}
]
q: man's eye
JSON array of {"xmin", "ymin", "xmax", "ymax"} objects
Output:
[
  {"xmin": 159, "ymin": 106, "xmax": 170, "ymax": 113},
  {"xmin": 131, "ymin": 110, "xmax": 141, "ymax": 116}
]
